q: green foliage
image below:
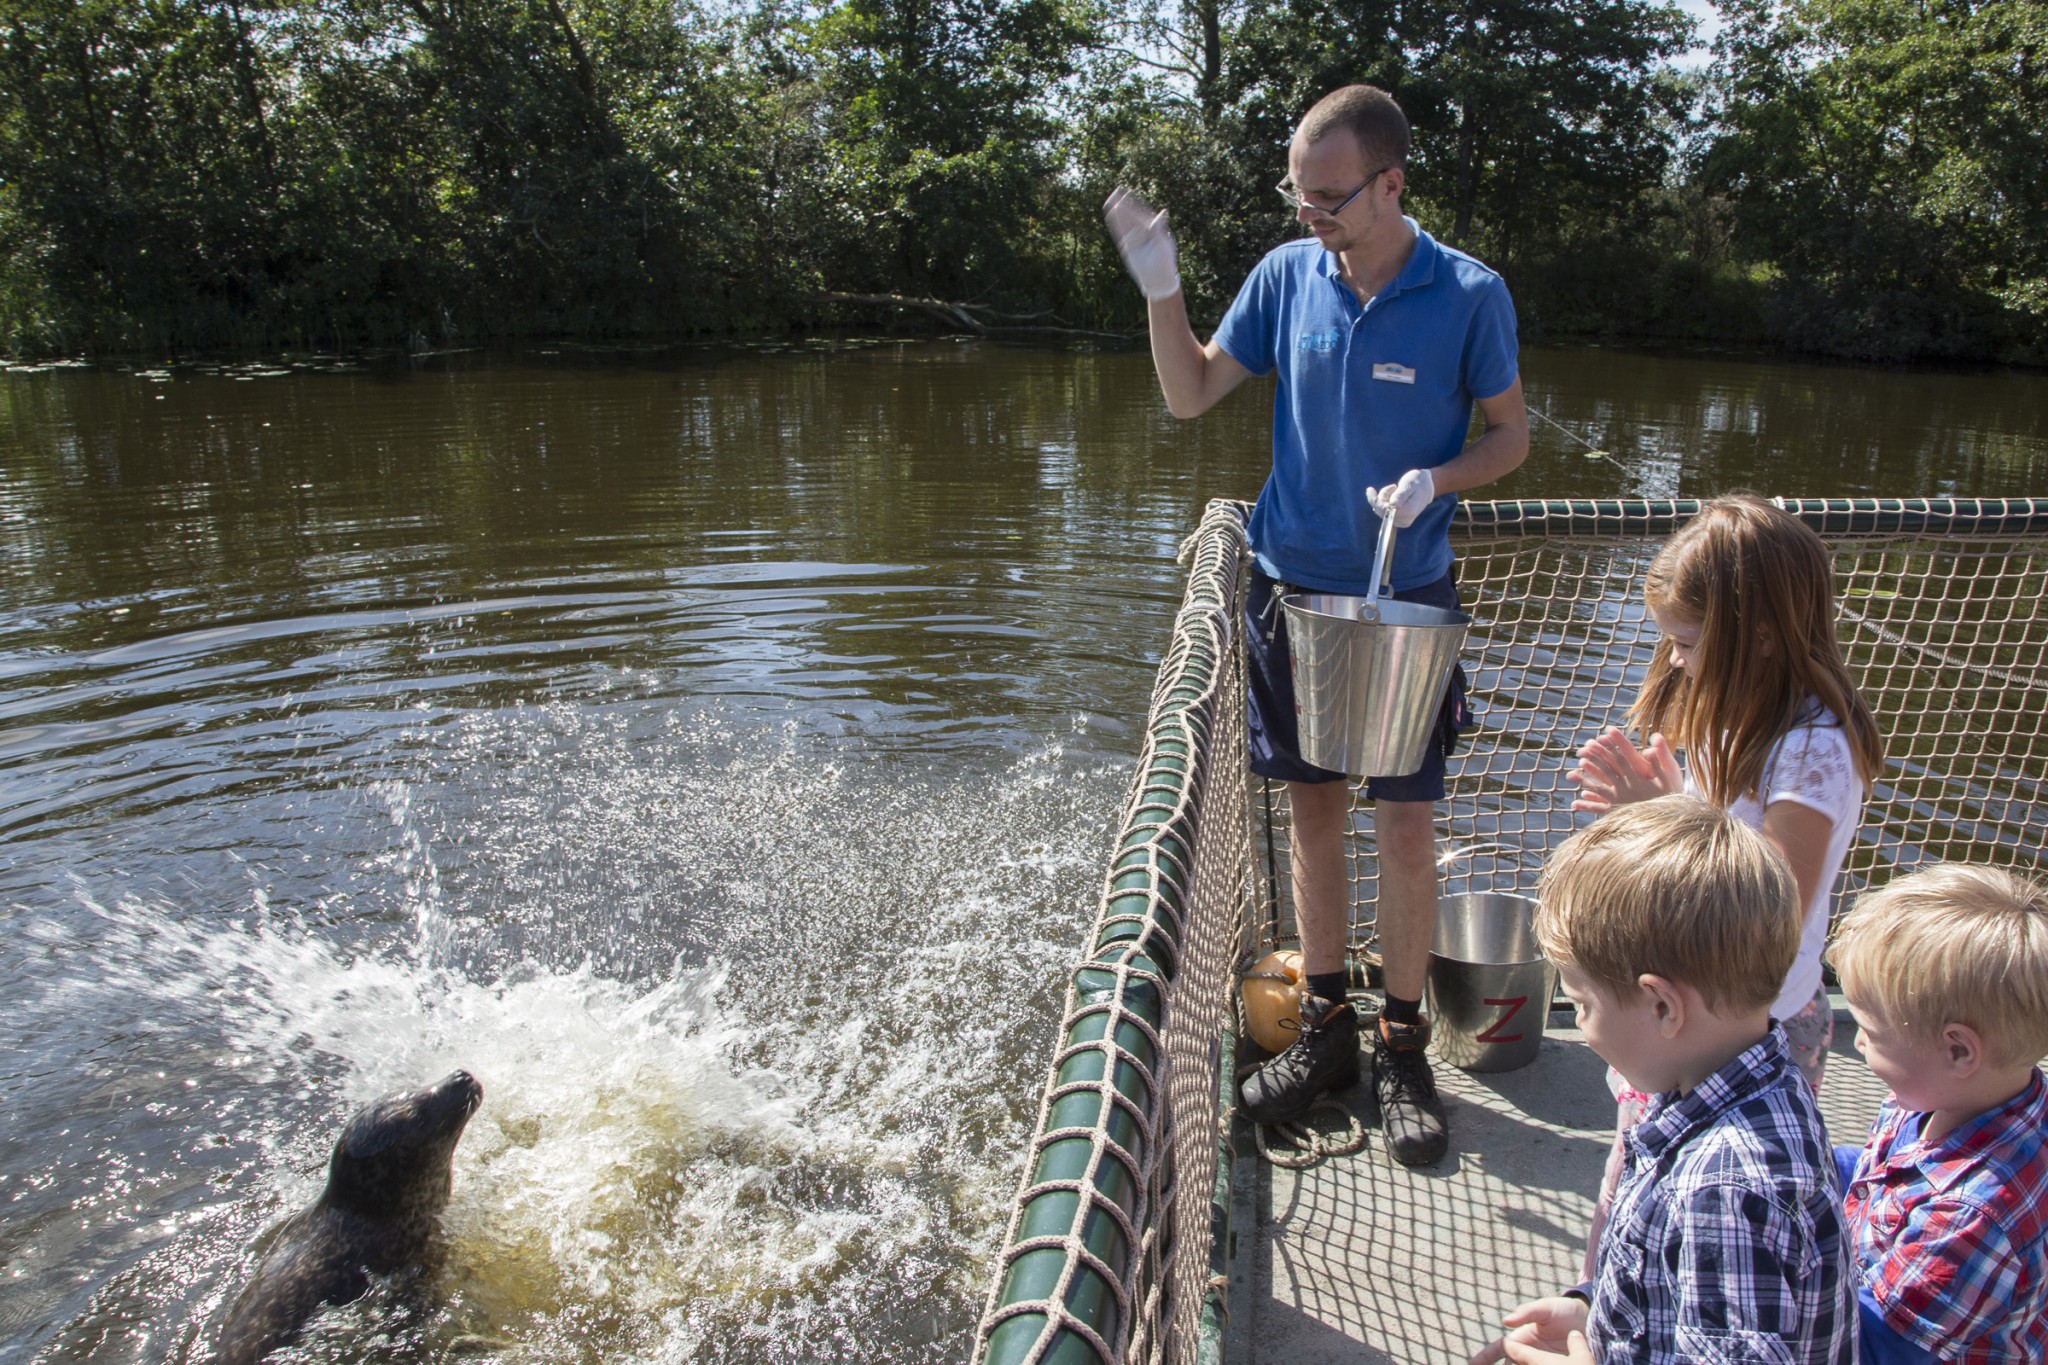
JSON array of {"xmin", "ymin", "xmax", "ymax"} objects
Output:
[
  {"xmin": 0, "ymin": 0, "xmax": 780, "ymax": 350},
  {"xmin": 0, "ymin": 178, "xmax": 61, "ymax": 353},
  {"xmin": 1398, "ymin": 0, "xmax": 1696, "ymax": 262},
  {"xmin": 1079, "ymin": 0, "xmax": 1697, "ymax": 334},
  {"xmin": 1216, "ymin": 0, "xmax": 1696, "ymax": 262},
  {"xmin": 1708, "ymin": 0, "xmax": 2048, "ymax": 361},
  {"xmin": 0, "ymin": 0, "xmax": 295, "ymax": 347},
  {"xmin": 0, "ymin": 0, "xmax": 2036, "ymax": 361},
  {"xmin": 803, "ymin": 0, "xmax": 1100, "ymax": 302}
]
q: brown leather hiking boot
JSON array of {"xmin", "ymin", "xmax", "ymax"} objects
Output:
[
  {"xmin": 1373, "ymin": 1017, "xmax": 1449, "ymax": 1165},
  {"xmin": 1240, "ymin": 993, "xmax": 1361, "ymax": 1125}
]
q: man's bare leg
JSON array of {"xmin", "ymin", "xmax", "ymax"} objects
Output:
[
  {"xmin": 1369, "ymin": 797, "xmax": 1450, "ymax": 1164},
  {"xmin": 1371, "ymin": 798, "xmax": 1439, "ymax": 1003},
  {"xmin": 1287, "ymin": 778, "xmax": 1353, "ymax": 981}
]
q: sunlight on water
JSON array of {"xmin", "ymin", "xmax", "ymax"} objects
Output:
[{"xmin": 13, "ymin": 703, "xmax": 1122, "ymax": 1364}]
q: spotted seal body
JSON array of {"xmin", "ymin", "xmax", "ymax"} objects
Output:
[{"xmin": 211, "ymin": 1070, "xmax": 482, "ymax": 1365}]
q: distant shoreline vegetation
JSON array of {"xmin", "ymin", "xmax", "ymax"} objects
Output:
[{"xmin": 2, "ymin": 0, "xmax": 2041, "ymax": 368}]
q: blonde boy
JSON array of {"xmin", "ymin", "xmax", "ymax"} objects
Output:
[
  {"xmin": 1828, "ymin": 864, "xmax": 2048, "ymax": 1365},
  {"xmin": 1472, "ymin": 796, "xmax": 1852, "ymax": 1365}
]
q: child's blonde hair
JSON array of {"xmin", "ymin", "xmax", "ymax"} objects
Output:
[
  {"xmin": 1537, "ymin": 795, "xmax": 1800, "ymax": 1014},
  {"xmin": 1830, "ymin": 863, "xmax": 2048, "ymax": 1068},
  {"xmin": 1630, "ymin": 494, "xmax": 1884, "ymax": 807}
]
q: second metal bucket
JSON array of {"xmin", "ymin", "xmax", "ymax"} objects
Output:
[
  {"xmin": 1282, "ymin": 592, "xmax": 1471, "ymax": 778},
  {"xmin": 1426, "ymin": 892, "xmax": 1556, "ymax": 1073}
]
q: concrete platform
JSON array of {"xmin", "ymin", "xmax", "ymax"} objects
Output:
[{"xmin": 1225, "ymin": 1005, "xmax": 1891, "ymax": 1364}]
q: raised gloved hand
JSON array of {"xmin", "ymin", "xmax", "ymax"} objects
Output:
[
  {"xmin": 1103, "ymin": 187, "xmax": 1181, "ymax": 301},
  {"xmin": 1367, "ymin": 468, "xmax": 1436, "ymax": 528}
]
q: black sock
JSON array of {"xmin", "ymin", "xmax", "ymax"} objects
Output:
[
  {"xmin": 1306, "ymin": 972, "xmax": 1348, "ymax": 1006},
  {"xmin": 1382, "ymin": 992, "xmax": 1421, "ymax": 1027}
]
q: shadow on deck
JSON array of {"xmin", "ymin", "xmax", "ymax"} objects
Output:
[{"xmin": 1226, "ymin": 1005, "xmax": 1889, "ymax": 1364}]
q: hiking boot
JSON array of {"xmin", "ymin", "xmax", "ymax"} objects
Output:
[
  {"xmin": 1373, "ymin": 1017, "xmax": 1450, "ymax": 1166},
  {"xmin": 1240, "ymin": 993, "xmax": 1360, "ymax": 1125}
]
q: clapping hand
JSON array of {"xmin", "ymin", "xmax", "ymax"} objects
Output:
[
  {"xmin": 1103, "ymin": 187, "xmax": 1181, "ymax": 301},
  {"xmin": 1469, "ymin": 1296, "xmax": 1595, "ymax": 1365},
  {"xmin": 1367, "ymin": 469, "xmax": 1436, "ymax": 527},
  {"xmin": 1566, "ymin": 726, "xmax": 1682, "ymax": 814}
]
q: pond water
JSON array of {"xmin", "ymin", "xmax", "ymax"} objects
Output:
[{"xmin": 2, "ymin": 341, "xmax": 2043, "ymax": 1364}]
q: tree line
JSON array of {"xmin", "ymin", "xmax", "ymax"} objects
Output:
[{"xmin": 0, "ymin": 0, "xmax": 2040, "ymax": 363}]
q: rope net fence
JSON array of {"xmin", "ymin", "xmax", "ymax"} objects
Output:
[
  {"xmin": 1263, "ymin": 497, "xmax": 2048, "ymax": 956},
  {"xmin": 978, "ymin": 498, "xmax": 1253, "ymax": 1365},
  {"xmin": 980, "ymin": 496, "xmax": 2048, "ymax": 1365}
]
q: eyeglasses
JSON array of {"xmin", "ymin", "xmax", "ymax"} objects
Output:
[{"xmin": 1275, "ymin": 167, "xmax": 1390, "ymax": 218}]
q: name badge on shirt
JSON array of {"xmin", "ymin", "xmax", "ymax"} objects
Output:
[{"xmin": 1373, "ymin": 362, "xmax": 1416, "ymax": 385}]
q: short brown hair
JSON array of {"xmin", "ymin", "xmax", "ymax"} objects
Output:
[
  {"xmin": 1298, "ymin": 85, "xmax": 1410, "ymax": 171},
  {"xmin": 1536, "ymin": 796, "xmax": 1800, "ymax": 1014},
  {"xmin": 1830, "ymin": 863, "xmax": 2048, "ymax": 1067}
]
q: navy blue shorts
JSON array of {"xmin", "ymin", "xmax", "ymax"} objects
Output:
[{"xmin": 1245, "ymin": 566, "xmax": 1470, "ymax": 801}]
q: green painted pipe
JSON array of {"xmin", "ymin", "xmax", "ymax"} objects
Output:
[
  {"xmin": 983, "ymin": 1307, "xmax": 1108, "ymax": 1365},
  {"xmin": 981, "ymin": 509, "xmax": 1247, "ymax": 1365},
  {"xmin": 982, "ymin": 977, "xmax": 1168, "ymax": 1364}
]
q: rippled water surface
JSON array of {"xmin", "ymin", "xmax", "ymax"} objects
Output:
[{"xmin": 2, "ymin": 341, "xmax": 2044, "ymax": 1363}]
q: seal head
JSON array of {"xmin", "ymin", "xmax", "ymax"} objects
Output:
[{"xmin": 323, "ymin": 1069, "xmax": 484, "ymax": 1234}]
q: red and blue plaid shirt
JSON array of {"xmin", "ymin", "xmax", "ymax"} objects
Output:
[{"xmin": 1843, "ymin": 1068, "xmax": 2048, "ymax": 1365}]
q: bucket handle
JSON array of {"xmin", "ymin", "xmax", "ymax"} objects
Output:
[{"xmin": 1359, "ymin": 513, "xmax": 1398, "ymax": 620}]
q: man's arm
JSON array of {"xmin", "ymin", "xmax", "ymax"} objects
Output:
[
  {"xmin": 1104, "ymin": 188, "xmax": 1254, "ymax": 419},
  {"xmin": 1431, "ymin": 378, "xmax": 1529, "ymax": 496},
  {"xmin": 1146, "ymin": 290, "xmax": 1253, "ymax": 419},
  {"xmin": 1369, "ymin": 378, "xmax": 1528, "ymax": 526}
]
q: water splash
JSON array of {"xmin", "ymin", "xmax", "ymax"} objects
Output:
[{"xmin": 11, "ymin": 712, "xmax": 1121, "ymax": 1364}]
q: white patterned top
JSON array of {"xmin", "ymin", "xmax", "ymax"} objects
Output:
[{"xmin": 1685, "ymin": 701, "xmax": 1867, "ymax": 1021}]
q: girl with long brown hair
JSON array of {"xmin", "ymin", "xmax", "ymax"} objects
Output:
[{"xmin": 1566, "ymin": 493, "xmax": 1885, "ymax": 1276}]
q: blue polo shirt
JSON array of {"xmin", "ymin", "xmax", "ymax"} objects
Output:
[{"xmin": 1213, "ymin": 221, "xmax": 1519, "ymax": 594}]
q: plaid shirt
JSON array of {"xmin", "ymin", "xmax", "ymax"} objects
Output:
[
  {"xmin": 1843, "ymin": 1069, "xmax": 2048, "ymax": 1364},
  {"xmin": 1588, "ymin": 1026, "xmax": 1854, "ymax": 1364}
]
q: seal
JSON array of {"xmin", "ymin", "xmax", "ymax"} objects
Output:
[{"xmin": 210, "ymin": 1069, "xmax": 483, "ymax": 1365}]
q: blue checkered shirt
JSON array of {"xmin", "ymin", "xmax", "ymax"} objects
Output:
[{"xmin": 1588, "ymin": 1026, "xmax": 1855, "ymax": 1364}]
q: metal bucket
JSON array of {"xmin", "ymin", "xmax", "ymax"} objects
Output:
[
  {"xmin": 1426, "ymin": 892, "xmax": 1556, "ymax": 1073},
  {"xmin": 1282, "ymin": 592, "xmax": 1470, "ymax": 778}
]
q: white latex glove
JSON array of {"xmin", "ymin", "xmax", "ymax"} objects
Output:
[
  {"xmin": 1103, "ymin": 187, "xmax": 1181, "ymax": 301},
  {"xmin": 1367, "ymin": 468, "xmax": 1436, "ymax": 528}
]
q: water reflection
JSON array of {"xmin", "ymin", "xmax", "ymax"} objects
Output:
[{"xmin": 1516, "ymin": 347, "xmax": 2048, "ymax": 500}]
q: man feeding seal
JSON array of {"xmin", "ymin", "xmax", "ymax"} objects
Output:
[
  {"xmin": 210, "ymin": 1069, "xmax": 483, "ymax": 1365},
  {"xmin": 1105, "ymin": 83, "xmax": 1528, "ymax": 1165}
]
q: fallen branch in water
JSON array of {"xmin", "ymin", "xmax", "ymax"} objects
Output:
[{"xmin": 816, "ymin": 292, "xmax": 1138, "ymax": 341}]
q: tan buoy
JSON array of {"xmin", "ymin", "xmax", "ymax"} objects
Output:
[{"xmin": 1241, "ymin": 950, "xmax": 1306, "ymax": 1053}]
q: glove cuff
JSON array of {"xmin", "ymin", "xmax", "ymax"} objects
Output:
[{"xmin": 1138, "ymin": 271, "xmax": 1182, "ymax": 302}]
